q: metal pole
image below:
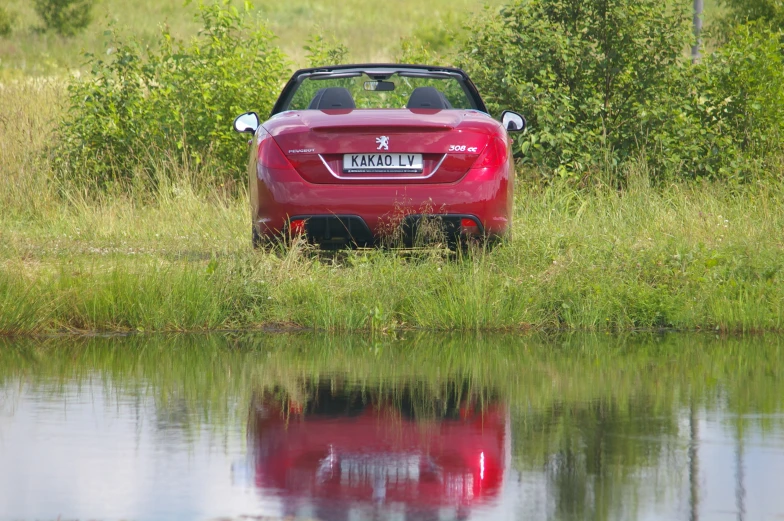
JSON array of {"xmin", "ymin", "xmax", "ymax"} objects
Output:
[
  {"xmin": 735, "ymin": 421, "xmax": 746, "ymax": 521},
  {"xmin": 689, "ymin": 400, "xmax": 700, "ymax": 521},
  {"xmin": 692, "ymin": 0, "xmax": 704, "ymax": 62}
]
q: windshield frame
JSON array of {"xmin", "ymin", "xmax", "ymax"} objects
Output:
[{"xmin": 270, "ymin": 64, "xmax": 488, "ymax": 116}]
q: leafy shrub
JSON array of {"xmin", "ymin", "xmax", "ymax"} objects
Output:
[
  {"xmin": 303, "ymin": 33, "xmax": 349, "ymax": 67},
  {"xmin": 716, "ymin": 0, "xmax": 784, "ymax": 34},
  {"xmin": 662, "ymin": 23, "xmax": 784, "ymax": 179},
  {"xmin": 287, "ymin": 34, "xmax": 349, "ymax": 119},
  {"xmin": 58, "ymin": 1, "xmax": 289, "ymax": 187},
  {"xmin": 458, "ymin": 0, "xmax": 691, "ymax": 179},
  {"xmin": 395, "ymin": 36, "xmax": 451, "ymax": 66},
  {"xmin": 33, "ymin": 0, "xmax": 95, "ymax": 36},
  {"xmin": 410, "ymin": 13, "xmax": 464, "ymax": 56},
  {"xmin": 0, "ymin": 6, "xmax": 16, "ymax": 37}
]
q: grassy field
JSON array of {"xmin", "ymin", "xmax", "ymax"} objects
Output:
[
  {"xmin": 0, "ymin": 0, "xmax": 504, "ymax": 75},
  {"xmin": 3, "ymin": 177, "xmax": 780, "ymax": 334},
  {"xmin": 2, "ymin": 0, "xmax": 780, "ymax": 336},
  {"xmin": 2, "ymin": 81, "xmax": 783, "ymax": 335},
  {"xmin": 0, "ymin": 0, "xmax": 722, "ymax": 76}
]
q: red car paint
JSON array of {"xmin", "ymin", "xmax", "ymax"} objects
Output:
[
  {"xmin": 248, "ymin": 399, "xmax": 506, "ymax": 513},
  {"xmin": 239, "ymin": 65, "xmax": 523, "ymax": 246}
]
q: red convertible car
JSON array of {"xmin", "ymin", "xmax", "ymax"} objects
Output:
[
  {"xmin": 246, "ymin": 382, "xmax": 507, "ymax": 520},
  {"xmin": 233, "ymin": 64, "xmax": 525, "ymax": 248}
]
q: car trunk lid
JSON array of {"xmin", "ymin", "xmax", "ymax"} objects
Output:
[{"xmin": 267, "ymin": 109, "xmax": 499, "ymax": 184}]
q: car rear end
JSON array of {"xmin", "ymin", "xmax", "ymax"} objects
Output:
[{"xmin": 250, "ymin": 109, "xmax": 513, "ymax": 247}]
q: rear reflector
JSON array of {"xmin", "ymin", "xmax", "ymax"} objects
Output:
[
  {"xmin": 289, "ymin": 219, "xmax": 306, "ymax": 235},
  {"xmin": 461, "ymin": 218, "xmax": 480, "ymax": 235}
]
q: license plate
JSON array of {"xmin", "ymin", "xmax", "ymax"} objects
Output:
[{"xmin": 343, "ymin": 153, "xmax": 423, "ymax": 173}]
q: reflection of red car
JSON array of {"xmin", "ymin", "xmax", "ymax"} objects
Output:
[
  {"xmin": 248, "ymin": 385, "xmax": 506, "ymax": 519},
  {"xmin": 233, "ymin": 64, "xmax": 526, "ymax": 248}
]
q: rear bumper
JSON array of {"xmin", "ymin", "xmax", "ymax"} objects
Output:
[
  {"xmin": 285, "ymin": 214, "xmax": 487, "ymax": 247},
  {"xmin": 251, "ymin": 164, "xmax": 513, "ymax": 244}
]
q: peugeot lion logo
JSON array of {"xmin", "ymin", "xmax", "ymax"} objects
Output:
[{"xmin": 376, "ymin": 136, "xmax": 390, "ymax": 151}]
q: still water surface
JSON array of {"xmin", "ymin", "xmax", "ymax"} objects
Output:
[{"xmin": 1, "ymin": 333, "xmax": 783, "ymax": 521}]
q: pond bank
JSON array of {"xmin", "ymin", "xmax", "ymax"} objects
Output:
[{"xmin": 2, "ymin": 180, "xmax": 782, "ymax": 335}]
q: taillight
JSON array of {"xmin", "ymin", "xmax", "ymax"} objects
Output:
[
  {"xmin": 473, "ymin": 137, "xmax": 508, "ymax": 169},
  {"xmin": 257, "ymin": 128, "xmax": 292, "ymax": 170}
]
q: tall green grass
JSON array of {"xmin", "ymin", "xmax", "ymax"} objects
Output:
[{"xmin": 2, "ymin": 177, "xmax": 782, "ymax": 334}]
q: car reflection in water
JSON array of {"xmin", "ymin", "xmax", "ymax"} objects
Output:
[{"xmin": 244, "ymin": 380, "xmax": 506, "ymax": 521}]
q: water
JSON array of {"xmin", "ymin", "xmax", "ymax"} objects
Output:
[{"xmin": 1, "ymin": 333, "xmax": 783, "ymax": 521}]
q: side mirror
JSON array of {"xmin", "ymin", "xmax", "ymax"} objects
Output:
[
  {"xmin": 501, "ymin": 110, "xmax": 526, "ymax": 133},
  {"xmin": 233, "ymin": 112, "xmax": 260, "ymax": 134}
]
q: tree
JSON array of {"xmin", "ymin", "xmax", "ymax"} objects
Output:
[
  {"xmin": 33, "ymin": 0, "xmax": 95, "ymax": 36},
  {"xmin": 458, "ymin": 0, "xmax": 691, "ymax": 178},
  {"xmin": 717, "ymin": 0, "xmax": 784, "ymax": 34}
]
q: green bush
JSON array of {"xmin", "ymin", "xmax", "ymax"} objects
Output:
[
  {"xmin": 0, "ymin": 7, "xmax": 16, "ymax": 37},
  {"xmin": 303, "ymin": 33, "xmax": 349, "ymax": 67},
  {"xmin": 410, "ymin": 13, "xmax": 464, "ymax": 56},
  {"xmin": 33, "ymin": 0, "xmax": 95, "ymax": 36},
  {"xmin": 458, "ymin": 0, "xmax": 691, "ymax": 179},
  {"xmin": 663, "ymin": 23, "xmax": 784, "ymax": 179},
  {"xmin": 58, "ymin": 1, "xmax": 289, "ymax": 187},
  {"xmin": 395, "ymin": 35, "xmax": 451, "ymax": 66},
  {"xmin": 457, "ymin": 0, "xmax": 784, "ymax": 183},
  {"xmin": 716, "ymin": 0, "xmax": 784, "ymax": 34}
]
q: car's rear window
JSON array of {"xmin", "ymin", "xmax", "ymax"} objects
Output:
[{"xmin": 285, "ymin": 73, "xmax": 474, "ymax": 111}]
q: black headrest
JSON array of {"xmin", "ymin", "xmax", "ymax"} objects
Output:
[
  {"xmin": 307, "ymin": 87, "xmax": 356, "ymax": 109},
  {"xmin": 406, "ymin": 87, "xmax": 453, "ymax": 109}
]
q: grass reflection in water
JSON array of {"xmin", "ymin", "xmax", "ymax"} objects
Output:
[{"xmin": 1, "ymin": 332, "xmax": 782, "ymax": 520}]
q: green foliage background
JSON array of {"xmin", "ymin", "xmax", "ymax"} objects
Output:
[
  {"xmin": 457, "ymin": 0, "xmax": 691, "ymax": 179},
  {"xmin": 717, "ymin": 0, "xmax": 784, "ymax": 33},
  {"xmin": 457, "ymin": 0, "xmax": 784, "ymax": 182},
  {"xmin": 59, "ymin": 1, "xmax": 288, "ymax": 186},
  {"xmin": 33, "ymin": 0, "xmax": 96, "ymax": 36},
  {"xmin": 51, "ymin": 0, "xmax": 784, "ymax": 188},
  {"xmin": 0, "ymin": 6, "xmax": 16, "ymax": 37},
  {"xmin": 667, "ymin": 23, "xmax": 784, "ymax": 179}
]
